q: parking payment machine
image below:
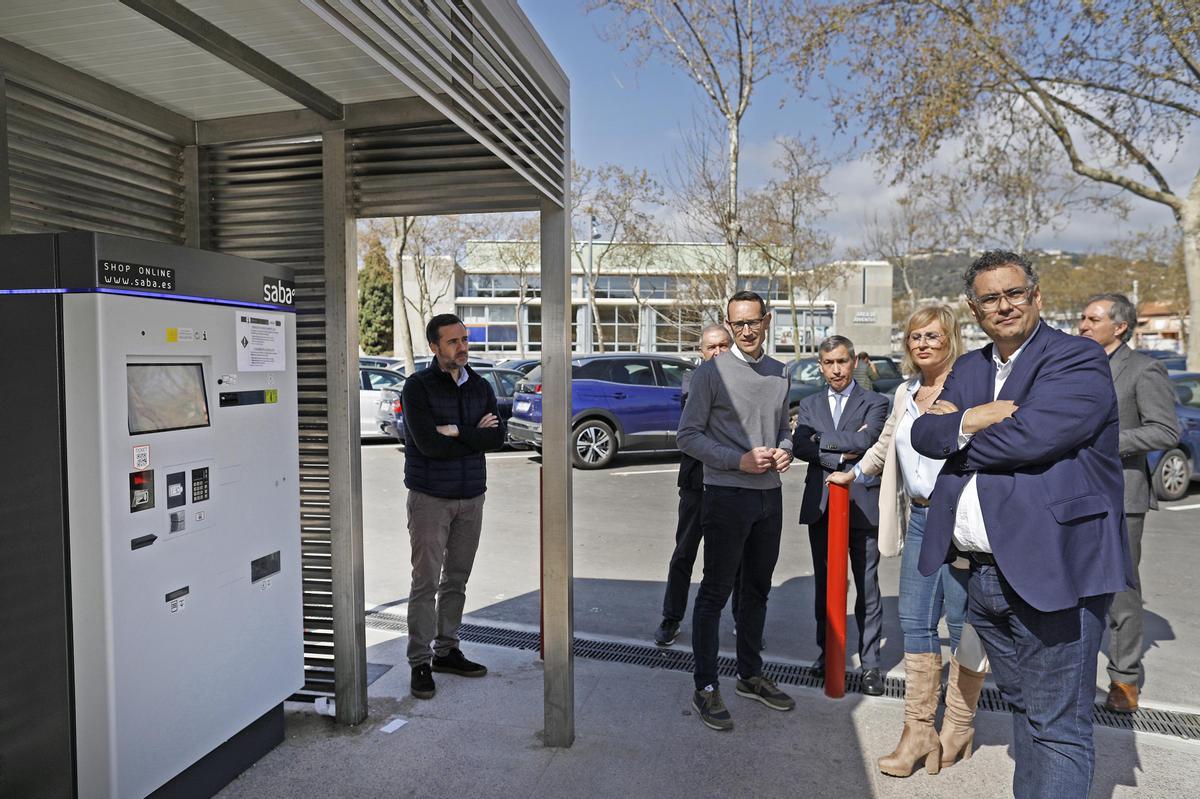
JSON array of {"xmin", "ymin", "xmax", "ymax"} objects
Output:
[{"xmin": 0, "ymin": 233, "xmax": 303, "ymax": 798}]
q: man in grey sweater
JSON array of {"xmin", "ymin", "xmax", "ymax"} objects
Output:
[{"xmin": 677, "ymin": 290, "xmax": 795, "ymax": 731}]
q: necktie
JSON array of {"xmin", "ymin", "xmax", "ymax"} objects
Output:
[{"xmin": 833, "ymin": 392, "xmax": 844, "ymax": 427}]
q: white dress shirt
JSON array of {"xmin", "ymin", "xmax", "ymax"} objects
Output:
[
  {"xmin": 894, "ymin": 379, "xmax": 944, "ymax": 501},
  {"xmin": 827, "ymin": 381, "xmax": 856, "ymax": 425},
  {"xmin": 850, "ymin": 378, "xmax": 944, "ymax": 498},
  {"xmin": 731, "ymin": 345, "xmax": 766, "ymax": 364},
  {"xmin": 952, "ymin": 323, "xmax": 1041, "ymax": 552}
]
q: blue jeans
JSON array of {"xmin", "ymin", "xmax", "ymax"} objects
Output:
[
  {"xmin": 898, "ymin": 505, "xmax": 968, "ymax": 654},
  {"xmin": 968, "ymin": 564, "xmax": 1110, "ymax": 799}
]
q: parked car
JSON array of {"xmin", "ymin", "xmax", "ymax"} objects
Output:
[
  {"xmin": 360, "ymin": 367, "xmax": 404, "ymax": 438},
  {"xmin": 1148, "ymin": 371, "xmax": 1200, "ymax": 501},
  {"xmin": 376, "ymin": 367, "xmax": 525, "ymax": 445},
  {"xmin": 496, "ymin": 358, "xmax": 540, "ymax": 374},
  {"xmin": 359, "ymin": 355, "xmax": 404, "ymax": 370},
  {"xmin": 393, "ymin": 356, "xmax": 494, "ymax": 375},
  {"xmin": 784, "ymin": 355, "xmax": 904, "ymax": 428},
  {"xmin": 508, "ymin": 353, "xmax": 695, "ymax": 469},
  {"xmin": 1137, "ymin": 350, "xmax": 1186, "ymax": 371}
]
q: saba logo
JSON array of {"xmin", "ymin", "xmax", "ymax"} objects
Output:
[{"xmin": 262, "ymin": 277, "xmax": 295, "ymax": 306}]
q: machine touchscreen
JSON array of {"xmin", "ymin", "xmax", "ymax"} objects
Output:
[{"xmin": 127, "ymin": 363, "xmax": 211, "ymax": 435}]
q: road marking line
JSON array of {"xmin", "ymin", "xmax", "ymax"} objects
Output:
[
  {"xmin": 1165, "ymin": 503, "xmax": 1200, "ymax": 511},
  {"xmin": 610, "ymin": 468, "xmax": 679, "ymax": 476}
]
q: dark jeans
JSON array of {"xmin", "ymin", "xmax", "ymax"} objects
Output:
[
  {"xmin": 691, "ymin": 485, "xmax": 783, "ymax": 690},
  {"xmin": 662, "ymin": 487, "xmax": 741, "ymax": 625},
  {"xmin": 969, "ymin": 563, "xmax": 1110, "ymax": 799},
  {"xmin": 808, "ymin": 518, "xmax": 883, "ymax": 669},
  {"xmin": 1107, "ymin": 513, "xmax": 1145, "ymax": 685}
]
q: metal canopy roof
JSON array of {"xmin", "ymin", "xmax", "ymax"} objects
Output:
[{"xmin": 0, "ymin": 0, "xmax": 568, "ymax": 204}]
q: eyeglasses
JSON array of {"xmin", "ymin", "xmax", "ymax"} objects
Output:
[
  {"xmin": 728, "ymin": 318, "xmax": 765, "ymax": 331},
  {"xmin": 971, "ymin": 285, "xmax": 1035, "ymax": 312},
  {"xmin": 908, "ymin": 332, "xmax": 945, "ymax": 345}
]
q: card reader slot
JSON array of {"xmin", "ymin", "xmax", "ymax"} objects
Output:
[{"xmin": 251, "ymin": 551, "xmax": 281, "ymax": 583}]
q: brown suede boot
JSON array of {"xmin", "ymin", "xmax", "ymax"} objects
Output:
[
  {"xmin": 939, "ymin": 656, "xmax": 986, "ymax": 768},
  {"xmin": 878, "ymin": 652, "xmax": 943, "ymax": 777}
]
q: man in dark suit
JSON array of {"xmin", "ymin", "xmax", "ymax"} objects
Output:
[
  {"xmin": 654, "ymin": 324, "xmax": 732, "ymax": 647},
  {"xmin": 1079, "ymin": 293, "xmax": 1180, "ymax": 713},
  {"xmin": 793, "ymin": 335, "xmax": 889, "ymax": 695},
  {"xmin": 912, "ymin": 251, "xmax": 1132, "ymax": 799}
]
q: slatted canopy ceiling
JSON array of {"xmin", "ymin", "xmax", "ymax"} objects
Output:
[{"xmin": 0, "ymin": 0, "xmax": 567, "ymax": 206}]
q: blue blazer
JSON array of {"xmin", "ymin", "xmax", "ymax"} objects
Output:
[
  {"xmin": 794, "ymin": 383, "xmax": 889, "ymax": 529},
  {"xmin": 910, "ymin": 325, "xmax": 1133, "ymax": 612}
]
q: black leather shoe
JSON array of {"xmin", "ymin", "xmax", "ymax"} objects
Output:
[
  {"xmin": 811, "ymin": 653, "xmax": 826, "ymax": 674},
  {"xmin": 860, "ymin": 667, "xmax": 885, "ymax": 696}
]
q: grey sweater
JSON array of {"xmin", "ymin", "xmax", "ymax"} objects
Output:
[{"xmin": 676, "ymin": 350, "xmax": 793, "ymax": 489}]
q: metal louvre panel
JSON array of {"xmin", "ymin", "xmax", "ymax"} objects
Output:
[
  {"xmin": 6, "ymin": 80, "xmax": 185, "ymax": 242},
  {"xmin": 351, "ymin": 121, "xmax": 541, "ymax": 217},
  {"xmin": 300, "ymin": 0, "xmax": 566, "ymax": 205},
  {"xmin": 199, "ymin": 137, "xmax": 334, "ymax": 698}
]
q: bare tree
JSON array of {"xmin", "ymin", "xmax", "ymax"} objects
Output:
[
  {"xmin": 796, "ymin": 0, "xmax": 1200, "ymax": 367},
  {"xmin": 571, "ymin": 162, "xmax": 666, "ymax": 351},
  {"xmin": 358, "ymin": 217, "xmax": 418, "ymax": 372},
  {"xmin": 861, "ymin": 178, "xmax": 963, "ymax": 318},
  {"xmin": 743, "ymin": 136, "xmax": 836, "ymax": 352},
  {"xmin": 588, "ymin": 0, "xmax": 791, "ymax": 296},
  {"xmin": 488, "ymin": 214, "xmax": 541, "ymax": 358}
]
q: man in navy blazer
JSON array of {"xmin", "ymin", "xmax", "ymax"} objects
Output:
[
  {"xmin": 793, "ymin": 335, "xmax": 890, "ymax": 695},
  {"xmin": 911, "ymin": 251, "xmax": 1131, "ymax": 799}
]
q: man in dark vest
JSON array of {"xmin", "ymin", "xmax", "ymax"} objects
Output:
[{"xmin": 402, "ymin": 313, "xmax": 506, "ymax": 700}]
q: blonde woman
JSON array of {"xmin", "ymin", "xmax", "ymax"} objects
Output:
[{"xmin": 828, "ymin": 305, "xmax": 987, "ymax": 777}]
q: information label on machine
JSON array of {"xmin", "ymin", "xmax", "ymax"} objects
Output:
[
  {"xmin": 133, "ymin": 445, "xmax": 151, "ymax": 470},
  {"xmin": 235, "ymin": 312, "xmax": 286, "ymax": 372}
]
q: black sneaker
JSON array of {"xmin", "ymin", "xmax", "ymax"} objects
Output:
[
  {"xmin": 861, "ymin": 667, "xmax": 885, "ymax": 696},
  {"xmin": 432, "ymin": 648, "xmax": 487, "ymax": 677},
  {"xmin": 735, "ymin": 675, "xmax": 795, "ymax": 711},
  {"xmin": 654, "ymin": 619, "xmax": 680, "ymax": 647},
  {"xmin": 692, "ymin": 685, "xmax": 734, "ymax": 731},
  {"xmin": 411, "ymin": 664, "xmax": 435, "ymax": 699}
]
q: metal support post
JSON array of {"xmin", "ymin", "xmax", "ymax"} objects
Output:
[
  {"xmin": 322, "ymin": 130, "xmax": 368, "ymax": 724},
  {"xmin": 540, "ymin": 190, "xmax": 574, "ymax": 747}
]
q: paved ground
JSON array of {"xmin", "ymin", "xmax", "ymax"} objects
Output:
[
  {"xmin": 216, "ymin": 641, "xmax": 1200, "ymax": 799},
  {"xmin": 361, "ymin": 443, "xmax": 1200, "ymax": 710},
  {"xmin": 219, "ymin": 440, "xmax": 1200, "ymax": 798}
]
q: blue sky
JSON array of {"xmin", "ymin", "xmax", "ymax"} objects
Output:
[{"xmin": 519, "ymin": 1, "xmax": 1194, "ymax": 255}]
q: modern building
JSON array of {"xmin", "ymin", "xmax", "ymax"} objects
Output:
[{"xmin": 403, "ymin": 240, "xmax": 894, "ymax": 358}]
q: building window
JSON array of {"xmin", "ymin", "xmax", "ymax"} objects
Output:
[
  {"xmin": 639, "ymin": 275, "xmax": 677, "ymax": 299},
  {"xmin": 462, "ymin": 274, "xmax": 540, "ymax": 298},
  {"xmin": 459, "ymin": 304, "xmax": 520, "ymax": 351},
  {"xmin": 591, "ymin": 305, "xmax": 640, "ymax": 350},
  {"xmin": 590, "ymin": 276, "xmax": 634, "ymax": 298},
  {"xmin": 526, "ymin": 304, "xmax": 582, "ymax": 352},
  {"xmin": 772, "ymin": 306, "xmax": 835, "ymax": 354},
  {"xmin": 652, "ymin": 306, "xmax": 704, "ymax": 352},
  {"xmin": 739, "ymin": 277, "xmax": 789, "ymax": 302}
]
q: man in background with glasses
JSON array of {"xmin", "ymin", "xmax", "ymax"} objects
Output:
[
  {"xmin": 911, "ymin": 251, "xmax": 1131, "ymax": 799},
  {"xmin": 677, "ymin": 291, "xmax": 795, "ymax": 731}
]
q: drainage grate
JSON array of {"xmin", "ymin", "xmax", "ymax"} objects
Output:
[{"xmin": 364, "ymin": 611, "xmax": 1200, "ymax": 741}]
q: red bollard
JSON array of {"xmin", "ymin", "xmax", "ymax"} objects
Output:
[
  {"xmin": 824, "ymin": 482, "xmax": 850, "ymax": 698},
  {"xmin": 539, "ymin": 467, "xmax": 544, "ymax": 661}
]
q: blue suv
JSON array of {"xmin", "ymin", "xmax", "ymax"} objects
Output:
[{"xmin": 507, "ymin": 353, "xmax": 696, "ymax": 469}]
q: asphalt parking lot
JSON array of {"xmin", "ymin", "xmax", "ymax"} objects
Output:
[{"xmin": 361, "ymin": 442, "xmax": 1200, "ymax": 711}]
